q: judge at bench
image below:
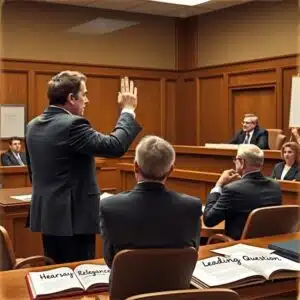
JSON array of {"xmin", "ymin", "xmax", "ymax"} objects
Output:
[
  {"xmin": 229, "ymin": 114, "xmax": 269, "ymax": 149},
  {"xmin": 1, "ymin": 137, "xmax": 27, "ymax": 166},
  {"xmin": 99, "ymin": 135, "xmax": 202, "ymax": 268}
]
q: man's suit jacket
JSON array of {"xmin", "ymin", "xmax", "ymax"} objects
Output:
[
  {"xmin": 99, "ymin": 182, "xmax": 202, "ymax": 267},
  {"xmin": 1, "ymin": 150, "xmax": 27, "ymax": 166},
  {"xmin": 25, "ymin": 106, "xmax": 141, "ymax": 236},
  {"xmin": 203, "ymin": 171, "xmax": 282, "ymax": 240},
  {"xmin": 229, "ymin": 126, "xmax": 269, "ymax": 149},
  {"xmin": 271, "ymin": 162, "xmax": 300, "ymax": 181}
]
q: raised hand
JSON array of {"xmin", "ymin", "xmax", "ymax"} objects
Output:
[{"xmin": 117, "ymin": 76, "xmax": 137, "ymax": 110}]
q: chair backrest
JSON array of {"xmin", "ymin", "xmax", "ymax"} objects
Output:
[
  {"xmin": 0, "ymin": 225, "xmax": 16, "ymax": 271},
  {"xmin": 241, "ymin": 205, "xmax": 300, "ymax": 239},
  {"xmin": 110, "ymin": 247, "xmax": 198, "ymax": 300},
  {"xmin": 126, "ymin": 288, "xmax": 240, "ymax": 300},
  {"xmin": 267, "ymin": 129, "xmax": 283, "ymax": 150},
  {"xmin": 275, "ymin": 134, "xmax": 287, "ymax": 150}
]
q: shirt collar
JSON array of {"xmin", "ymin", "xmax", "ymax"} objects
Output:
[{"xmin": 49, "ymin": 105, "xmax": 72, "ymax": 115}]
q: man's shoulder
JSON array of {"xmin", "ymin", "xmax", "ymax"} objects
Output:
[
  {"xmin": 256, "ymin": 127, "xmax": 268, "ymax": 135},
  {"xmin": 168, "ymin": 191, "xmax": 202, "ymax": 207}
]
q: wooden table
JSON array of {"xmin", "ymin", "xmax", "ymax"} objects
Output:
[{"xmin": 0, "ymin": 233, "xmax": 298, "ymax": 300}]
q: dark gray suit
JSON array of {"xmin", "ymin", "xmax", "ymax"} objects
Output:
[
  {"xmin": 99, "ymin": 182, "xmax": 202, "ymax": 267},
  {"xmin": 25, "ymin": 106, "xmax": 141, "ymax": 262},
  {"xmin": 229, "ymin": 126, "xmax": 269, "ymax": 149},
  {"xmin": 271, "ymin": 162, "xmax": 300, "ymax": 181},
  {"xmin": 203, "ymin": 172, "xmax": 282, "ymax": 240},
  {"xmin": 1, "ymin": 150, "xmax": 27, "ymax": 166}
]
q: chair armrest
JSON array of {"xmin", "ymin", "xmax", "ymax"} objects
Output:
[
  {"xmin": 14, "ymin": 256, "xmax": 55, "ymax": 269},
  {"xmin": 208, "ymin": 234, "xmax": 235, "ymax": 244}
]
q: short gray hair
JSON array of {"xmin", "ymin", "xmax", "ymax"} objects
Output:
[
  {"xmin": 135, "ymin": 135, "xmax": 175, "ymax": 180},
  {"xmin": 244, "ymin": 114, "xmax": 258, "ymax": 125},
  {"xmin": 237, "ymin": 144, "xmax": 264, "ymax": 167}
]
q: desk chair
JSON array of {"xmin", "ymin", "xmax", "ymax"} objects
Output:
[
  {"xmin": 267, "ymin": 129, "xmax": 286, "ymax": 150},
  {"xmin": 126, "ymin": 288, "xmax": 240, "ymax": 300},
  {"xmin": 110, "ymin": 247, "xmax": 198, "ymax": 300},
  {"xmin": 208, "ymin": 205, "xmax": 300, "ymax": 244},
  {"xmin": 0, "ymin": 225, "xmax": 54, "ymax": 271}
]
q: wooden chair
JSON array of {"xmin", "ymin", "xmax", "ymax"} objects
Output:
[
  {"xmin": 0, "ymin": 225, "xmax": 54, "ymax": 271},
  {"xmin": 267, "ymin": 129, "xmax": 287, "ymax": 150},
  {"xmin": 109, "ymin": 247, "xmax": 198, "ymax": 300},
  {"xmin": 126, "ymin": 289, "xmax": 240, "ymax": 300},
  {"xmin": 208, "ymin": 205, "xmax": 300, "ymax": 244}
]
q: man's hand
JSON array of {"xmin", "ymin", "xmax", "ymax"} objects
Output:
[
  {"xmin": 291, "ymin": 128, "xmax": 300, "ymax": 138},
  {"xmin": 117, "ymin": 76, "xmax": 137, "ymax": 111},
  {"xmin": 216, "ymin": 169, "xmax": 241, "ymax": 187}
]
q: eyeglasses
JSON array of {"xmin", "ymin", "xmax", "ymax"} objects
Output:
[
  {"xmin": 242, "ymin": 121, "xmax": 253, "ymax": 125},
  {"xmin": 233, "ymin": 157, "xmax": 243, "ymax": 163}
]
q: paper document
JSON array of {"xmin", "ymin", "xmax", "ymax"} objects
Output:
[
  {"xmin": 211, "ymin": 243, "xmax": 274, "ymax": 256},
  {"xmin": 10, "ymin": 194, "xmax": 32, "ymax": 201}
]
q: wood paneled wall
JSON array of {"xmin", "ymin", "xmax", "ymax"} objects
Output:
[
  {"xmin": 176, "ymin": 54, "xmax": 299, "ymax": 145},
  {"xmin": 1, "ymin": 55, "xmax": 299, "ymax": 148},
  {"xmin": 0, "ymin": 59, "xmax": 178, "ymax": 150}
]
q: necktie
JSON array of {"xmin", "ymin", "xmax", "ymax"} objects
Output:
[
  {"xmin": 244, "ymin": 133, "xmax": 250, "ymax": 144},
  {"xmin": 17, "ymin": 154, "xmax": 24, "ymax": 165}
]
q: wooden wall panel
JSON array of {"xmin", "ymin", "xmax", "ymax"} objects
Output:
[
  {"xmin": 85, "ymin": 76, "xmax": 119, "ymax": 133},
  {"xmin": 165, "ymin": 80, "xmax": 176, "ymax": 143},
  {"xmin": 176, "ymin": 78, "xmax": 197, "ymax": 145},
  {"xmin": 1, "ymin": 59, "xmax": 178, "ymax": 149},
  {"xmin": 231, "ymin": 86, "xmax": 277, "ymax": 133},
  {"xmin": 34, "ymin": 72, "xmax": 54, "ymax": 116},
  {"xmin": 199, "ymin": 76, "xmax": 228, "ymax": 144},
  {"xmin": 0, "ymin": 71, "xmax": 28, "ymax": 106}
]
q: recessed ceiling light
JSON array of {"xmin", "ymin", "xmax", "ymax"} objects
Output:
[{"xmin": 150, "ymin": 0, "xmax": 211, "ymax": 6}]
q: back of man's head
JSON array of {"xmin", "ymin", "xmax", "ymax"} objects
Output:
[
  {"xmin": 135, "ymin": 135, "xmax": 175, "ymax": 181},
  {"xmin": 237, "ymin": 144, "xmax": 264, "ymax": 169}
]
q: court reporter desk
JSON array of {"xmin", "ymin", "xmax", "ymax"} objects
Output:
[{"xmin": 0, "ymin": 233, "xmax": 298, "ymax": 300}]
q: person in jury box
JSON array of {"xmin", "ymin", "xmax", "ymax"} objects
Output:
[{"xmin": 1, "ymin": 137, "xmax": 27, "ymax": 166}]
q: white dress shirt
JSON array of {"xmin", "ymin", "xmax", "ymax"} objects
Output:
[
  {"xmin": 243, "ymin": 129, "xmax": 254, "ymax": 144},
  {"xmin": 280, "ymin": 165, "xmax": 291, "ymax": 180}
]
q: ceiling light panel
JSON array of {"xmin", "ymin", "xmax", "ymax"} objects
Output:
[{"xmin": 150, "ymin": 0, "xmax": 211, "ymax": 6}]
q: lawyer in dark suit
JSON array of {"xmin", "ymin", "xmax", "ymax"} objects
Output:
[
  {"xmin": 204, "ymin": 144, "xmax": 282, "ymax": 240},
  {"xmin": 229, "ymin": 114, "xmax": 269, "ymax": 149},
  {"xmin": 1, "ymin": 137, "xmax": 27, "ymax": 166},
  {"xmin": 271, "ymin": 142, "xmax": 300, "ymax": 181},
  {"xmin": 99, "ymin": 136, "xmax": 202, "ymax": 267},
  {"xmin": 25, "ymin": 71, "xmax": 142, "ymax": 263}
]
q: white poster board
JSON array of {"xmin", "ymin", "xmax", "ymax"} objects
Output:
[
  {"xmin": 0, "ymin": 105, "xmax": 25, "ymax": 138},
  {"xmin": 289, "ymin": 76, "xmax": 300, "ymax": 128}
]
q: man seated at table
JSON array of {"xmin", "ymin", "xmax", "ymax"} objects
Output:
[
  {"xmin": 229, "ymin": 114, "xmax": 269, "ymax": 149},
  {"xmin": 99, "ymin": 135, "xmax": 202, "ymax": 267},
  {"xmin": 1, "ymin": 137, "xmax": 27, "ymax": 166},
  {"xmin": 203, "ymin": 144, "xmax": 282, "ymax": 240}
]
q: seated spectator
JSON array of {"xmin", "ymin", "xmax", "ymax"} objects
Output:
[
  {"xmin": 229, "ymin": 114, "xmax": 269, "ymax": 149},
  {"xmin": 203, "ymin": 144, "xmax": 282, "ymax": 240},
  {"xmin": 99, "ymin": 135, "xmax": 202, "ymax": 268},
  {"xmin": 291, "ymin": 128, "xmax": 300, "ymax": 145},
  {"xmin": 271, "ymin": 142, "xmax": 300, "ymax": 181},
  {"xmin": 1, "ymin": 137, "xmax": 27, "ymax": 166}
]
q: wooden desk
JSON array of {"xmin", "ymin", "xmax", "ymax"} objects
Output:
[
  {"xmin": 118, "ymin": 163, "xmax": 300, "ymax": 206},
  {"xmin": 0, "ymin": 187, "xmax": 104, "ymax": 259},
  {"xmin": 0, "ymin": 233, "xmax": 298, "ymax": 300},
  {"xmin": 172, "ymin": 146, "xmax": 282, "ymax": 175}
]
